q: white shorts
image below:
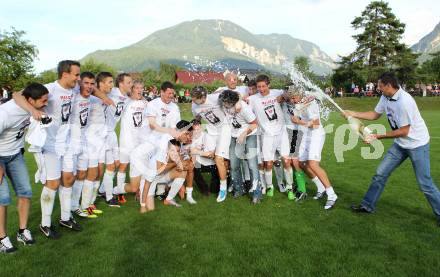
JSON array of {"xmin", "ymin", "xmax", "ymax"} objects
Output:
[
  {"xmin": 257, "ymin": 135, "xmax": 263, "ymax": 164},
  {"xmin": 207, "ymin": 124, "xmax": 231, "ymax": 159},
  {"xmin": 261, "ymin": 127, "xmax": 290, "ymax": 162},
  {"xmin": 104, "ymin": 131, "xmax": 119, "ymax": 164},
  {"xmin": 43, "ymin": 152, "xmax": 62, "ymax": 181},
  {"xmin": 287, "ymin": 128, "xmax": 303, "ymax": 159},
  {"xmin": 129, "ymin": 143, "xmax": 157, "ymax": 182},
  {"xmin": 62, "ymin": 151, "xmax": 88, "ymax": 173},
  {"xmin": 119, "ymin": 146, "xmax": 134, "ymax": 164},
  {"xmin": 298, "ymin": 130, "xmax": 325, "ymax": 162}
]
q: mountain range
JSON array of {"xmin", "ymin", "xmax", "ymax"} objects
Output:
[{"xmin": 411, "ymin": 22, "xmax": 440, "ymax": 62}]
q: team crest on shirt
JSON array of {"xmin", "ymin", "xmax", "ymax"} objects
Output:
[
  {"xmin": 287, "ymin": 104, "xmax": 295, "ymax": 116},
  {"xmin": 264, "ymin": 105, "xmax": 277, "ymax": 121},
  {"xmin": 61, "ymin": 102, "xmax": 72, "ymax": 123},
  {"xmin": 79, "ymin": 108, "xmax": 88, "ymax": 127},
  {"xmin": 115, "ymin": 102, "xmax": 125, "ymax": 116},
  {"xmin": 204, "ymin": 111, "xmax": 220, "ymax": 125},
  {"xmin": 133, "ymin": 111, "xmax": 143, "ymax": 127},
  {"xmin": 15, "ymin": 118, "xmax": 31, "ymax": 140},
  {"xmin": 232, "ymin": 117, "xmax": 242, "ymax": 129}
]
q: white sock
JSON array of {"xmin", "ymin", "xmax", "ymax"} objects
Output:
[
  {"xmin": 59, "ymin": 186, "xmax": 72, "ymax": 221},
  {"xmin": 274, "ymin": 165, "xmax": 284, "ymax": 186},
  {"xmin": 166, "ymin": 178, "xmax": 185, "ymax": 201},
  {"xmin": 259, "ymin": 170, "xmax": 266, "ymax": 187},
  {"xmin": 264, "ymin": 170, "xmax": 273, "ymax": 188},
  {"xmin": 186, "ymin": 187, "xmax": 193, "ymax": 198},
  {"xmin": 71, "ymin": 180, "xmax": 84, "ymax": 211},
  {"xmin": 284, "ymin": 168, "xmax": 293, "ymax": 188},
  {"xmin": 326, "ymin": 186, "xmax": 337, "ymax": 201},
  {"xmin": 139, "ymin": 178, "xmax": 145, "ymax": 205},
  {"xmin": 243, "ymin": 160, "xmax": 250, "ymax": 181},
  {"xmin": 220, "ymin": 179, "xmax": 227, "ymax": 191},
  {"xmin": 81, "ymin": 180, "xmax": 94, "ymax": 210},
  {"xmin": 103, "ymin": 170, "xmax": 115, "ymax": 201},
  {"xmin": 117, "ymin": 172, "xmax": 126, "ymax": 189},
  {"xmin": 98, "ymin": 182, "xmax": 105, "ymax": 194},
  {"xmin": 91, "ymin": 181, "xmax": 100, "ymax": 204},
  {"xmin": 312, "ymin": 177, "xmax": 326, "ymax": 193},
  {"xmin": 148, "ymin": 180, "xmax": 158, "ymax": 197},
  {"xmin": 41, "ymin": 186, "xmax": 56, "ymax": 227}
]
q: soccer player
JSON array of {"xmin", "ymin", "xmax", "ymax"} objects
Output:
[
  {"xmin": 247, "ymin": 74, "xmax": 293, "ymax": 198},
  {"xmin": 346, "ymin": 72, "xmax": 440, "ymax": 226},
  {"xmin": 13, "ymin": 60, "xmax": 82, "ymax": 238},
  {"xmin": 101, "ymin": 73, "xmax": 132, "ymax": 205},
  {"xmin": 65, "ymin": 72, "xmax": 94, "ymax": 218},
  {"xmin": 291, "ymin": 89, "xmax": 338, "ymax": 210},
  {"xmin": 219, "ymin": 90, "xmax": 261, "ymax": 204},
  {"xmin": 191, "ymin": 86, "xmax": 232, "ymax": 202},
  {"xmin": 215, "ymin": 72, "xmax": 248, "ymax": 99},
  {"xmin": 0, "ymin": 83, "xmax": 48, "ymax": 252}
]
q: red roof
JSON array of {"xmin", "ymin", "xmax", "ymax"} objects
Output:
[{"xmin": 175, "ymin": 71, "xmax": 225, "ymax": 84}]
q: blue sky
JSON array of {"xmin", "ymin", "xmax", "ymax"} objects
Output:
[{"xmin": 1, "ymin": 0, "xmax": 439, "ymax": 72}]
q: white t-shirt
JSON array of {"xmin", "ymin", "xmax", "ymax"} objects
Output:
[
  {"xmin": 216, "ymin": 86, "xmax": 248, "ymax": 98},
  {"xmin": 105, "ymin": 87, "xmax": 129, "ymax": 133},
  {"xmin": 191, "ymin": 131, "xmax": 216, "ymax": 166},
  {"xmin": 120, "ymin": 99, "xmax": 148, "ymax": 152},
  {"xmin": 282, "ymin": 102, "xmax": 299, "ymax": 131},
  {"xmin": 85, "ymin": 95, "xmax": 107, "ymax": 146},
  {"xmin": 0, "ymin": 100, "xmax": 31, "ymax": 156},
  {"xmin": 68, "ymin": 93, "xmax": 90, "ymax": 153},
  {"xmin": 224, "ymin": 100, "xmax": 257, "ymax": 137},
  {"xmin": 146, "ymin": 97, "xmax": 181, "ymax": 143},
  {"xmin": 43, "ymin": 81, "xmax": 74, "ymax": 154},
  {"xmin": 374, "ymin": 88, "xmax": 430, "ymax": 149},
  {"xmin": 298, "ymin": 99, "xmax": 324, "ymax": 135},
  {"xmin": 192, "ymin": 93, "xmax": 228, "ymax": 135},
  {"xmin": 248, "ymin": 89, "xmax": 285, "ymax": 136}
]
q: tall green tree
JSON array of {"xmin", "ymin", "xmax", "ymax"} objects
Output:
[{"xmin": 0, "ymin": 28, "xmax": 38, "ymax": 89}]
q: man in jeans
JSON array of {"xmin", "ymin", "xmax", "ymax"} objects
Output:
[
  {"xmin": 344, "ymin": 72, "xmax": 440, "ymax": 227},
  {"xmin": 0, "ymin": 83, "xmax": 49, "ymax": 253}
]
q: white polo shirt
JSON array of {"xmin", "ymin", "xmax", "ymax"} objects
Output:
[{"xmin": 374, "ymin": 88, "xmax": 430, "ymax": 149}]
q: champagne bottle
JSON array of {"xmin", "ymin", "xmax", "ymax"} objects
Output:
[{"xmin": 347, "ymin": 116, "xmax": 372, "ymax": 140}]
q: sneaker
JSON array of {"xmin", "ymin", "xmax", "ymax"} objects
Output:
[
  {"xmin": 262, "ymin": 184, "xmax": 266, "ymax": 195},
  {"xmin": 59, "ymin": 218, "xmax": 83, "ymax": 231},
  {"xmin": 106, "ymin": 197, "xmax": 121, "ymax": 208},
  {"xmin": 227, "ymin": 184, "xmax": 234, "ymax": 193},
  {"xmin": 39, "ymin": 225, "xmax": 61, "ymax": 239},
  {"xmin": 324, "ymin": 198, "xmax": 337, "ymax": 210},
  {"xmin": 117, "ymin": 194, "xmax": 127, "ymax": 204},
  {"xmin": 216, "ymin": 189, "xmax": 227, "ymax": 202},
  {"xmin": 278, "ymin": 183, "xmax": 286, "ymax": 193},
  {"xmin": 0, "ymin": 236, "xmax": 17, "ymax": 253},
  {"xmin": 85, "ymin": 207, "xmax": 98, "ymax": 218},
  {"xmin": 16, "ymin": 229, "xmax": 35, "ymax": 245},
  {"xmin": 266, "ymin": 187, "xmax": 274, "ymax": 197},
  {"xmin": 313, "ymin": 191, "xmax": 326, "ymax": 200},
  {"xmin": 295, "ymin": 191, "xmax": 307, "ymax": 202},
  {"xmin": 186, "ymin": 196, "xmax": 197, "ymax": 205},
  {"xmin": 89, "ymin": 204, "xmax": 103, "ymax": 214},
  {"xmin": 98, "ymin": 191, "xmax": 106, "ymax": 199},
  {"xmin": 164, "ymin": 199, "xmax": 182, "ymax": 207},
  {"xmin": 72, "ymin": 209, "xmax": 88, "ymax": 218},
  {"xmin": 287, "ymin": 189, "xmax": 295, "ymax": 201}
]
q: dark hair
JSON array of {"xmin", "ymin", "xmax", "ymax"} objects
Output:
[
  {"xmin": 160, "ymin": 81, "xmax": 175, "ymax": 91},
  {"xmin": 190, "ymin": 86, "xmax": 207, "ymax": 99},
  {"xmin": 22, "ymin": 83, "xmax": 49, "ymax": 100},
  {"xmin": 96, "ymin": 72, "xmax": 113, "ymax": 89},
  {"xmin": 176, "ymin": 120, "xmax": 193, "ymax": 132},
  {"xmin": 256, "ymin": 74, "xmax": 270, "ymax": 85},
  {"xmin": 169, "ymin": 139, "xmax": 181, "ymax": 147},
  {"xmin": 57, "ymin": 60, "xmax": 80, "ymax": 79},
  {"xmin": 191, "ymin": 118, "xmax": 201, "ymax": 125},
  {"xmin": 247, "ymin": 79, "xmax": 257, "ymax": 87},
  {"xmin": 116, "ymin": 73, "xmax": 131, "ymax": 88},
  {"xmin": 378, "ymin": 72, "xmax": 400, "ymax": 90},
  {"xmin": 219, "ymin": 90, "xmax": 240, "ymax": 107},
  {"xmin": 80, "ymin": 71, "xmax": 95, "ymax": 80}
]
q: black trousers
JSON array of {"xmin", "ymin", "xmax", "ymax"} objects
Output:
[{"xmin": 193, "ymin": 164, "xmax": 220, "ymax": 195}]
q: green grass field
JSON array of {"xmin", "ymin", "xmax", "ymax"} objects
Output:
[{"xmin": 1, "ymin": 98, "xmax": 440, "ymax": 276}]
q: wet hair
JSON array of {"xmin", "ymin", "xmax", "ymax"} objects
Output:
[
  {"xmin": 256, "ymin": 74, "xmax": 270, "ymax": 85},
  {"xmin": 169, "ymin": 139, "xmax": 181, "ymax": 147},
  {"xmin": 160, "ymin": 81, "xmax": 174, "ymax": 91},
  {"xmin": 80, "ymin": 71, "xmax": 95, "ymax": 80},
  {"xmin": 57, "ymin": 60, "xmax": 80, "ymax": 79},
  {"xmin": 190, "ymin": 86, "xmax": 207, "ymax": 99},
  {"xmin": 176, "ymin": 119, "xmax": 193, "ymax": 132},
  {"xmin": 96, "ymin": 72, "xmax": 113, "ymax": 89},
  {"xmin": 22, "ymin": 83, "xmax": 49, "ymax": 100},
  {"xmin": 378, "ymin": 72, "xmax": 400, "ymax": 90},
  {"xmin": 247, "ymin": 79, "xmax": 256, "ymax": 87},
  {"xmin": 115, "ymin": 73, "xmax": 131, "ymax": 88},
  {"xmin": 219, "ymin": 90, "xmax": 240, "ymax": 107}
]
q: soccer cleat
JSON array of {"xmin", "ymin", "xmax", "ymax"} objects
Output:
[
  {"xmin": 16, "ymin": 229, "xmax": 35, "ymax": 245},
  {"xmin": 164, "ymin": 199, "xmax": 182, "ymax": 207},
  {"xmin": 39, "ymin": 225, "xmax": 61, "ymax": 239},
  {"xmin": 324, "ymin": 198, "xmax": 337, "ymax": 210},
  {"xmin": 0, "ymin": 236, "xmax": 17, "ymax": 253},
  {"xmin": 117, "ymin": 194, "xmax": 127, "ymax": 204},
  {"xmin": 216, "ymin": 189, "xmax": 227, "ymax": 202},
  {"xmin": 278, "ymin": 183, "xmax": 286, "ymax": 193},
  {"xmin": 261, "ymin": 185, "xmax": 266, "ymax": 195},
  {"xmin": 313, "ymin": 191, "xmax": 326, "ymax": 200},
  {"xmin": 287, "ymin": 189, "xmax": 295, "ymax": 201},
  {"xmin": 72, "ymin": 209, "xmax": 88, "ymax": 218},
  {"xmin": 89, "ymin": 204, "xmax": 103, "ymax": 214},
  {"xmin": 85, "ymin": 208, "xmax": 98, "ymax": 218},
  {"xmin": 266, "ymin": 187, "xmax": 274, "ymax": 197},
  {"xmin": 295, "ymin": 191, "xmax": 307, "ymax": 202},
  {"xmin": 186, "ymin": 196, "xmax": 197, "ymax": 205},
  {"xmin": 59, "ymin": 218, "xmax": 83, "ymax": 231},
  {"xmin": 98, "ymin": 191, "xmax": 106, "ymax": 199},
  {"xmin": 106, "ymin": 197, "xmax": 121, "ymax": 208}
]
